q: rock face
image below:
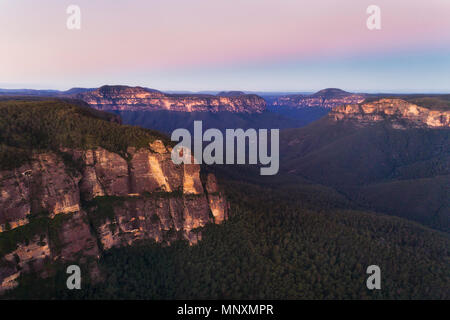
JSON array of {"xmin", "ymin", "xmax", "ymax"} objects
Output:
[
  {"xmin": 329, "ymin": 99, "xmax": 450, "ymax": 128},
  {"xmin": 0, "ymin": 153, "xmax": 82, "ymax": 231},
  {"xmin": 69, "ymin": 85, "xmax": 266, "ymax": 113},
  {"xmin": 0, "ymin": 141, "xmax": 227, "ymax": 293},
  {"xmin": 272, "ymin": 88, "xmax": 366, "ymax": 109}
]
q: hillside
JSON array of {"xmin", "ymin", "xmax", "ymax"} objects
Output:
[
  {"xmin": 0, "ymin": 98, "xmax": 227, "ymax": 293},
  {"xmin": 0, "ymin": 97, "xmax": 169, "ymax": 170},
  {"xmin": 366, "ymin": 94, "xmax": 450, "ymax": 111},
  {"xmin": 281, "ymin": 99, "xmax": 450, "ymax": 231},
  {"xmin": 329, "ymin": 98, "xmax": 449, "ymax": 128},
  {"xmin": 272, "ymin": 88, "xmax": 366, "ymax": 109},
  {"xmin": 5, "ymin": 175, "xmax": 450, "ymax": 299}
]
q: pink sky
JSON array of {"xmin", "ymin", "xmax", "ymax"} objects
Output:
[{"xmin": 1, "ymin": 0, "xmax": 449, "ymax": 91}]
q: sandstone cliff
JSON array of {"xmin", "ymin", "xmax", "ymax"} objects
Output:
[
  {"xmin": 69, "ymin": 85, "xmax": 266, "ymax": 113},
  {"xmin": 329, "ymin": 98, "xmax": 450, "ymax": 128},
  {"xmin": 0, "ymin": 140, "xmax": 227, "ymax": 293},
  {"xmin": 272, "ymin": 88, "xmax": 366, "ymax": 109}
]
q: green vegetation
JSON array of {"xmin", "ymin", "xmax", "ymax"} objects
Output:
[
  {"xmin": 406, "ymin": 96, "xmax": 450, "ymax": 111},
  {"xmin": 142, "ymin": 188, "xmax": 184, "ymax": 199},
  {"xmin": 0, "ymin": 211, "xmax": 73, "ymax": 256},
  {"xmin": 0, "ymin": 97, "xmax": 171, "ymax": 170},
  {"xmin": 281, "ymin": 120, "xmax": 450, "ymax": 232},
  {"xmin": 0, "ymin": 217, "xmax": 48, "ymax": 255},
  {"xmin": 83, "ymin": 196, "xmax": 126, "ymax": 229},
  {"xmin": 1, "ymin": 96, "xmax": 449, "ymax": 300},
  {"xmin": 4, "ymin": 177, "xmax": 449, "ymax": 299},
  {"xmin": 83, "ymin": 191, "xmax": 187, "ymax": 229},
  {"xmin": 365, "ymin": 94, "xmax": 450, "ymax": 111}
]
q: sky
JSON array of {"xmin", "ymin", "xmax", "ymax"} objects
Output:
[{"xmin": 1, "ymin": 0, "xmax": 449, "ymax": 92}]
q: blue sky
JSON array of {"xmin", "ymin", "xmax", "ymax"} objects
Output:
[{"xmin": 1, "ymin": 0, "xmax": 449, "ymax": 92}]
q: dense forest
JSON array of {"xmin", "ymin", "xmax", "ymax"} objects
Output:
[
  {"xmin": 5, "ymin": 167, "xmax": 450, "ymax": 299},
  {"xmin": 280, "ymin": 118, "xmax": 449, "ymax": 232}
]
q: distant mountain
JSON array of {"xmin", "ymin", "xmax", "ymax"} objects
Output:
[
  {"xmin": 0, "ymin": 88, "xmax": 61, "ymax": 96},
  {"xmin": 0, "ymin": 86, "xmax": 268, "ymax": 113},
  {"xmin": 281, "ymin": 98, "xmax": 450, "ymax": 231},
  {"xmin": 216, "ymin": 91, "xmax": 246, "ymax": 97},
  {"xmin": 0, "ymin": 86, "xmax": 332, "ymax": 133},
  {"xmin": 272, "ymin": 88, "xmax": 366, "ymax": 108},
  {"xmin": 329, "ymin": 98, "xmax": 449, "ymax": 128},
  {"xmin": 77, "ymin": 86, "xmax": 333, "ymax": 132},
  {"xmin": 311, "ymin": 88, "xmax": 357, "ymax": 98},
  {"xmin": 67, "ymin": 85, "xmax": 267, "ymax": 113},
  {"xmin": 0, "ymin": 86, "xmax": 366, "ymax": 114},
  {"xmin": 61, "ymin": 87, "xmax": 96, "ymax": 95}
]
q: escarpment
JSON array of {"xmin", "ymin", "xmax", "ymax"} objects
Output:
[
  {"xmin": 329, "ymin": 98, "xmax": 450, "ymax": 128},
  {"xmin": 272, "ymin": 88, "xmax": 366, "ymax": 109},
  {"xmin": 0, "ymin": 141, "xmax": 228, "ymax": 293},
  {"xmin": 69, "ymin": 85, "xmax": 266, "ymax": 113}
]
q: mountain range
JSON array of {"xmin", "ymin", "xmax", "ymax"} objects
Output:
[
  {"xmin": 271, "ymin": 88, "xmax": 366, "ymax": 109},
  {"xmin": 0, "ymin": 86, "xmax": 363, "ymax": 134},
  {"xmin": 0, "ymin": 86, "xmax": 366, "ymax": 113}
]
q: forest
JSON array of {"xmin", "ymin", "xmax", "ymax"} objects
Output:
[
  {"xmin": 0, "ymin": 97, "xmax": 170, "ymax": 170},
  {"xmin": 5, "ymin": 167, "xmax": 449, "ymax": 299}
]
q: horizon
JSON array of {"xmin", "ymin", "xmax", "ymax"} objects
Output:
[
  {"xmin": 0, "ymin": 84, "xmax": 449, "ymax": 95},
  {"xmin": 1, "ymin": 0, "xmax": 449, "ymax": 92}
]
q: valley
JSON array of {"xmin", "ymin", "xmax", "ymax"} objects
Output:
[{"xmin": 0, "ymin": 89, "xmax": 448, "ymax": 299}]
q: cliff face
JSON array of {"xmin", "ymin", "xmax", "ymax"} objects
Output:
[
  {"xmin": 0, "ymin": 140, "xmax": 227, "ymax": 293},
  {"xmin": 272, "ymin": 88, "xmax": 366, "ymax": 109},
  {"xmin": 329, "ymin": 99, "xmax": 450, "ymax": 128},
  {"xmin": 70, "ymin": 85, "xmax": 266, "ymax": 113}
]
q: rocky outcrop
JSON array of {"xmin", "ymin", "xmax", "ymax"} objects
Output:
[
  {"xmin": 0, "ymin": 140, "xmax": 227, "ymax": 292},
  {"xmin": 205, "ymin": 174, "xmax": 227, "ymax": 224},
  {"xmin": 94, "ymin": 195, "xmax": 212, "ymax": 250},
  {"xmin": 272, "ymin": 88, "xmax": 366, "ymax": 109},
  {"xmin": 69, "ymin": 85, "xmax": 266, "ymax": 113},
  {"xmin": 0, "ymin": 235, "xmax": 51, "ymax": 292},
  {"xmin": 329, "ymin": 99, "xmax": 450, "ymax": 128},
  {"xmin": 0, "ymin": 153, "xmax": 81, "ymax": 232}
]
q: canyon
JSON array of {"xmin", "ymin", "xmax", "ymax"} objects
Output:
[{"xmin": 0, "ymin": 93, "xmax": 449, "ymax": 299}]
